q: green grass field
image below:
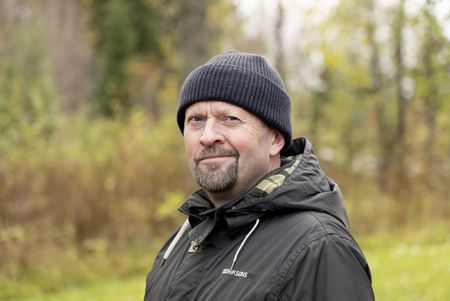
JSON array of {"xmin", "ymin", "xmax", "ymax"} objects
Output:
[
  {"xmin": 21, "ymin": 275, "xmax": 145, "ymax": 301},
  {"xmin": 15, "ymin": 237, "xmax": 449, "ymax": 301},
  {"xmin": 365, "ymin": 240, "xmax": 450, "ymax": 300}
]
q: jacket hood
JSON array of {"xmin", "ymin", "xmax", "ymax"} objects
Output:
[{"xmin": 179, "ymin": 138, "xmax": 349, "ymax": 235}]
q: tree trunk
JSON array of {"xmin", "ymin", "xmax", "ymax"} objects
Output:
[
  {"xmin": 393, "ymin": 0, "xmax": 408, "ymax": 192},
  {"xmin": 176, "ymin": 0, "xmax": 210, "ymax": 78},
  {"xmin": 423, "ymin": 1, "xmax": 439, "ymax": 174},
  {"xmin": 365, "ymin": 0, "xmax": 391, "ymax": 190},
  {"xmin": 274, "ymin": 0, "xmax": 286, "ymax": 80}
]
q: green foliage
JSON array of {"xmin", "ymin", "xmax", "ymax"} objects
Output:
[
  {"xmin": 156, "ymin": 191, "xmax": 187, "ymax": 223},
  {"xmin": 93, "ymin": 0, "xmax": 138, "ymax": 115},
  {"xmin": 0, "ymin": 109, "xmax": 191, "ymax": 300},
  {"xmin": 87, "ymin": 0, "xmax": 165, "ymax": 116},
  {"xmin": 0, "ymin": 13, "xmax": 57, "ymax": 148}
]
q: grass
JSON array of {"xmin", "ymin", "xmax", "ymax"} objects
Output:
[
  {"xmin": 7, "ymin": 227, "xmax": 450, "ymax": 301},
  {"xmin": 363, "ymin": 240, "xmax": 450, "ymax": 300},
  {"xmin": 20, "ymin": 275, "xmax": 145, "ymax": 301}
]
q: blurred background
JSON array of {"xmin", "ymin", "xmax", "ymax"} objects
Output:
[{"xmin": 0, "ymin": 0, "xmax": 449, "ymax": 300}]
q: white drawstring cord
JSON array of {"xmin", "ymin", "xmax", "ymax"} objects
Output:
[
  {"xmin": 160, "ymin": 218, "xmax": 191, "ymax": 267},
  {"xmin": 230, "ymin": 218, "xmax": 260, "ymax": 270}
]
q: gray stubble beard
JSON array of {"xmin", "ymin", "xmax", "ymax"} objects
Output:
[{"xmin": 194, "ymin": 158, "xmax": 238, "ymax": 193}]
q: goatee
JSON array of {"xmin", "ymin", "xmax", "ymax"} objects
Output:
[{"xmin": 193, "ymin": 146, "xmax": 239, "ymax": 193}]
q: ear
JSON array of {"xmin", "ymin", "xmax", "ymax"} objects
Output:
[{"xmin": 269, "ymin": 130, "xmax": 285, "ymax": 156}]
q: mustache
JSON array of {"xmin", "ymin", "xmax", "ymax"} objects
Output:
[{"xmin": 194, "ymin": 146, "xmax": 239, "ymax": 162}]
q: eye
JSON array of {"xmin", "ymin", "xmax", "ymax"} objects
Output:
[
  {"xmin": 186, "ymin": 115, "xmax": 205, "ymax": 126},
  {"xmin": 192, "ymin": 115, "xmax": 204, "ymax": 122},
  {"xmin": 224, "ymin": 116, "xmax": 240, "ymax": 123}
]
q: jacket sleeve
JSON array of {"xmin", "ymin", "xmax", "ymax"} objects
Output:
[{"xmin": 277, "ymin": 234, "xmax": 375, "ymax": 301}]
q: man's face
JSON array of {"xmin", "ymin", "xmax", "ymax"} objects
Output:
[{"xmin": 183, "ymin": 101, "xmax": 284, "ymax": 204}]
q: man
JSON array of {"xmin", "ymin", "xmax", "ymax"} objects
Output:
[{"xmin": 144, "ymin": 50, "xmax": 374, "ymax": 300}]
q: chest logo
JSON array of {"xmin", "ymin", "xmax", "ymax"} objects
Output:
[{"xmin": 222, "ymin": 268, "xmax": 256, "ymax": 279}]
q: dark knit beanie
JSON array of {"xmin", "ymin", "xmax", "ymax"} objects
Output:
[{"xmin": 177, "ymin": 50, "xmax": 292, "ymax": 149}]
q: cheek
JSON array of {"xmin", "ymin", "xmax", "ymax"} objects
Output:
[
  {"xmin": 242, "ymin": 141, "xmax": 272, "ymax": 167},
  {"xmin": 238, "ymin": 141, "xmax": 263, "ymax": 163},
  {"xmin": 184, "ymin": 137, "xmax": 197, "ymax": 160}
]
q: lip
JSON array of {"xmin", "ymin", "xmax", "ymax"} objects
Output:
[{"xmin": 198, "ymin": 155, "xmax": 234, "ymax": 162}]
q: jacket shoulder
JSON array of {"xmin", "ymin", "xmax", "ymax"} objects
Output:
[
  {"xmin": 270, "ymin": 210, "xmax": 352, "ymax": 244},
  {"xmin": 267, "ymin": 212, "xmax": 374, "ymax": 301}
]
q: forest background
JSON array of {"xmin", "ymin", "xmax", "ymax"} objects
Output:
[{"xmin": 0, "ymin": 0, "xmax": 449, "ymax": 300}]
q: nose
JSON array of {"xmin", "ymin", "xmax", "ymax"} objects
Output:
[{"xmin": 199, "ymin": 119, "xmax": 224, "ymax": 146}]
